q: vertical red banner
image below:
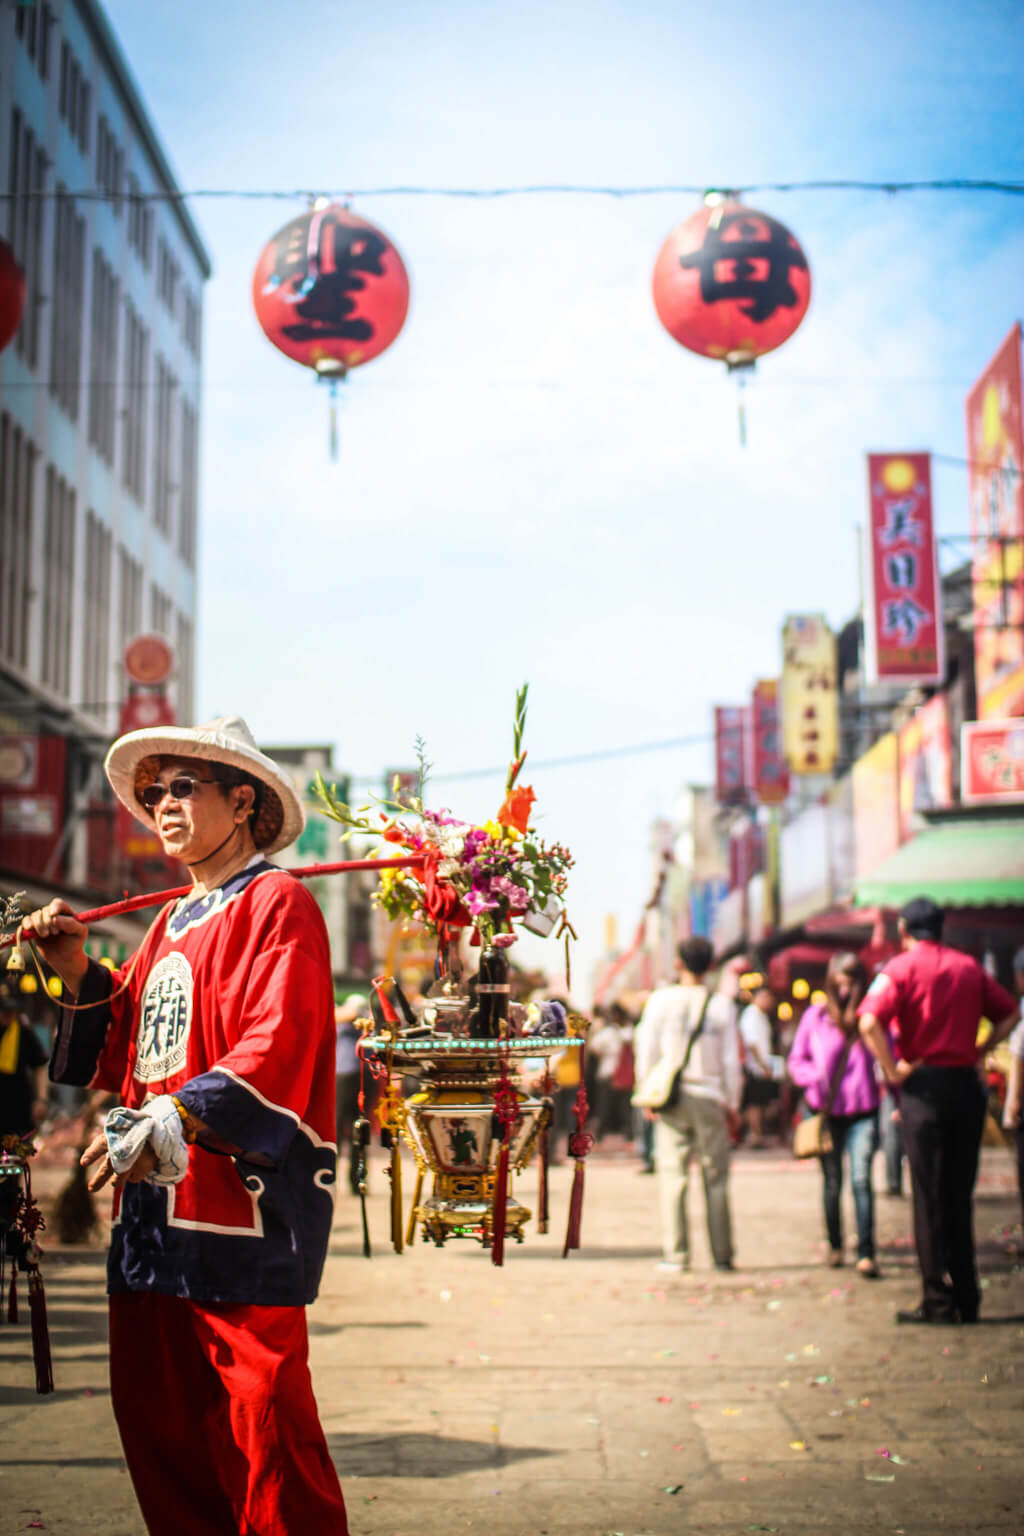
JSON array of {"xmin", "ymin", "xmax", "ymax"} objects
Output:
[
  {"xmin": 714, "ymin": 706, "xmax": 748, "ymax": 805},
  {"xmin": 751, "ymin": 679, "xmax": 789, "ymax": 805},
  {"xmin": 865, "ymin": 453, "xmax": 944, "ymax": 685},
  {"xmin": 966, "ymin": 325, "xmax": 1024, "ymax": 720}
]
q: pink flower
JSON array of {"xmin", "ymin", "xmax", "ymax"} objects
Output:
[{"xmin": 491, "ymin": 933, "xmax": 517, "ymax": 948}]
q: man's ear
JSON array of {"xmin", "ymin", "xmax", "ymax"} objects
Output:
[{"xmin": 234, "ymin": 785, "xmax": 256, "ymax": 822}]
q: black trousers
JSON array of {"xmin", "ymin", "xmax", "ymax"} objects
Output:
[{"xmin": 900, "ymin": 1067, "xmax": 986, "ymax": 1318}]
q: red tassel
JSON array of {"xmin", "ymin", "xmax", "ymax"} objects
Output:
[
  {"xmin": 7, "ymin": 1268, "xmax": 17, "ymax": 1324},
  {"xmin": 28, "ymin": 1266, "xmax": 54, "ymax": 1395},
  {"xmin": 562, "ymin": 1050, "xmax": 592, "ymax": 1258},
  {"xmin": 491, "ymin": 1133, "xmax": 510, "ymax": 1267},
  {"xmin": 562, "ymin": 1157, "xmax": 585, "ymax": 1256},
  {"xmin": 537, "ymin": 1121, "xmax": 550, "ymax": 1234}
]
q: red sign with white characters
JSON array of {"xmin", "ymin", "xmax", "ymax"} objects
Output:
[
  {"xmin": 961, "ymin": 719, "xmax": 1024, "ymax": 803},
  {"xmin": 865, "ymin": 453, "xmax": 944, "ymax": 685},
  {"xmin": 751, "ymin": 679, "xmax": 789, "ymax": 806}
]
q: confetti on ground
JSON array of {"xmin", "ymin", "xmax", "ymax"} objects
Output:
[
  {"xmin": 440, "ymin": 1290, "xmax": 452, "ymax": 1302},
  {"xmin": 802, "ymin": 1345, "xmax": 820, "ymax": 1356},
  {"xmin": 866, "ymin": 1473, "xmax": 895, "ymax": 1483},
  {"xmin": 790, "ymin": 1440, "xmax": 808, "ymax": 1451},
  {"xmin": 778, "ymin": 1380, "xmax": 791, "ymax": 1389},
  {"xmin": 813, "ymin": 1374, "xmax": 834, "ymax": 1385},
  {"xmin": 663, "ymin": 1485, "xmax": 684, "ymax": 1495},
  {"xmin": 722, "ymin": 1408, "xmax": 743, "ymax": 1416},
  {"xmin": 656, "ymin": 1396, "xmax": 672, "ymax": 1404}
]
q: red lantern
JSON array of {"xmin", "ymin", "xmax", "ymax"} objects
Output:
[
  {"xmin": 652, "ymin": 195, "xmax": 811, "ymax": 370},
  {"xmin": 252, "ymin": 202, "xmax": 409, "ymax": 455},
  {"xmin": 0, "ymin": 238, "xmax": 26, "ymax": 354}
]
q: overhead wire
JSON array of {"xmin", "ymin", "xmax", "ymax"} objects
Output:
[{"xmin": 2, "ymin": 178, "xmax": 1024, "ymax": 205}]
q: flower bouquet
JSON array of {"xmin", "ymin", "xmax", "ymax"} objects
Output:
[{"xmin": 311, "ymin": 684, "xmax": 577, "ymax": 964}]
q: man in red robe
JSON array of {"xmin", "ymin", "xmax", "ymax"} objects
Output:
[{"xmin": 24, "ymin": 715, "xmax": 349, "ymax": 1536}]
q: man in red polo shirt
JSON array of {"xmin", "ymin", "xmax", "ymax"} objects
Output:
[{"xmin": 858, "ymin": 897, "xmax": 1018, "ymax": 1325}]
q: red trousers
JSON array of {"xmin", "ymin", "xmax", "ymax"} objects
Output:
[{"xmin": 109, "ymin": 1293, "xmax": 349, "ymax": 1536}]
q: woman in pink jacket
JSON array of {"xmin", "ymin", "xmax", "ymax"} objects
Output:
[{"xmin": 787, "ymin": 954, "xmax": 881, "ymax": 1277}]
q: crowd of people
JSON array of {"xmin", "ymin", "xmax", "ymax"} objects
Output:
[{"xmin": 616, "ymin": 909, "xmax": 1023, "ymax": 1327}]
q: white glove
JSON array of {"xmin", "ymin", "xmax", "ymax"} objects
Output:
[{"xmin": 103, "ymin": 1095, "xmax": 190, "ymax": 1185}]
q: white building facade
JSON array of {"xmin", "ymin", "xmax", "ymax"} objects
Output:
[{"xmin": 0, "ymin": 0, "xmax": 209, "ymax": 916}]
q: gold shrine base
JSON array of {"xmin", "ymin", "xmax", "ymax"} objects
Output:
[{"xmin": 416, "ymin": 1172, "xmax": 532, "ymax": 1248}]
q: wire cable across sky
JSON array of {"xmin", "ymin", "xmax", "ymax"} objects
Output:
[{"xmin": 2, "ymin": 178, "xmax": 1024, "ymax": 205}]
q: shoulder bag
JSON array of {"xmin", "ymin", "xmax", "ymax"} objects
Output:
[
  {"xmin": 792, "ymin": 1029, "xmax": 856, "ymax": 1159},
  {"xmin": 632, "ymin": 990, "xmax": 712, "ymax": 1111}
]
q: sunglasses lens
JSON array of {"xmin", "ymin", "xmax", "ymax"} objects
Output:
[{"xmin": 141, "ymin": 778, "xmax": 198, "ymax": 810}]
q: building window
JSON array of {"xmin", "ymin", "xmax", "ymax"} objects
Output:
[
  {"xmin": 157, "ymin": 237, "xmax": 180, "ymax": 317},
  {"xmin": 179, "ymin": 399, "xmax": 198, "ymax": 567},
  {"xmin": 16, "ymin": 3, "xmax": 55, "ymax": 80},
  {"xmin": 149, "ymin": 581, "xmax": 172, "ymax": 638},
  {"xmin": 41, "ymin": 466, "xmax": 76, "ymax": 698},
  {"xmin": 58, "ymin": 39, "xmax": 90, "ymax": 153},
  {"xmin": 175, "ymin": 611, "xmax": 194, "ymax": 721},
  {"xmin": 182, "ymin": 286, "xmax": 202, "ymax": 360},
  {"xmin": 8, "ymin": 108, "xmax": 47, "ymax": 369},
  {"xmin": 0, "ymin": 413, "xmax": 38, "ymax": 671},
  {"xmin": 96, "ymin": 115, "xmax": 124, "ymax": 215},
  {"xmin": 83, "ymin": 510, "xmax": 112, "ymax": 714},
  {"xmin": 153, "ymin": 354, "xmax": 177, "ymax": 537},
  {"xmin": 127, "ymin": 175, "xmax": 153, "ymax": 267},
  {"xmin": 118, "ymin": 545, "xmax": 142, "ymax": 655},
  {"xmin": 49, "ymin": 186, "xmax": 86, "ymax": 422},
  {"xmin": 121, "ymin": 300, "xmax": 149, "ymax": 505},
  {"xmin": 87, "ymin": 247, "xmax": 119, "ymax": 466}
]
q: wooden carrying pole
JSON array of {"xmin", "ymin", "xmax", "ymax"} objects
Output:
[{"xmin": 1, "ymin": 855, "xmax": 425, "ymax": 951}]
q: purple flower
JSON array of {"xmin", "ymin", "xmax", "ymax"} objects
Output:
[
  {"xmin": 466, "ymin": 885, "xmax": 500, "ymax": 916},
  {"xmin": 490, "ymin": 876, "xmax": 530, "ymax": 911}
]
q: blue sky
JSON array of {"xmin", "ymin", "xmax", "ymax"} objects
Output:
[{"xmin": 106, "ymin": 0, "xmax": 1024, "ymax": 997}]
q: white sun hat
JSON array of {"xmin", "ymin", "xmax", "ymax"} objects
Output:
[{"xmin": 104, "ymin": 714, "xmax": 305, "ymax": 856}]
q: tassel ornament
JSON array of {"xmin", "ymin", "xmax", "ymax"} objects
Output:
[{"xmin": 28, "ymin": 1264, "xmax": 54, "ymax": 1395}]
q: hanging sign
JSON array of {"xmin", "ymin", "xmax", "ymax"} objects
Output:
[
  {"xmin": 966, "ymin": 325, "xmax": 1024, "ymax": 720},
  {"xmin": 714, "ymin": 706, "xmax": 749, "ymax": 806},
  {"xmin": 123, "ymin": 633, "xmax": 174, "ymax": 686},
  {"xmin": 781, "ymin": 614, "xmax": 839, "ymax": 775},
  {"xmin": 961, "ymin": 718, "xmax": 1024, "ymax": 803},
  {"xmin": 897, "ymin": 694, "xmax": 953, "ymax": 840},
  {"xmin": 865, "ymin": 454, "xmax": 944, "ymax": 686},
  {"xmin": 751, "ymin": 679, "xmax": 789, "ymax": 805}
]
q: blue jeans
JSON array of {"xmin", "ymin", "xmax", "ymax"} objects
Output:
[{"xmin": 821, "ymin": 1111, "xmax": 879, "ymax": 1260}]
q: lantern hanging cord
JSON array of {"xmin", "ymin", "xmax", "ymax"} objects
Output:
[{"xmin": 2, "ymin": 178, "xmax": 1024, "ymax": 206}]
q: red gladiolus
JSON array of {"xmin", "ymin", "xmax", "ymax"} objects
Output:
[{"xmin": 497, "ymin": 785, "xmax": 536, "ymax": 834}]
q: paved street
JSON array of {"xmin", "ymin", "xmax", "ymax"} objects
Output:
[{"xmin": 2, "ymin": 1142, "xmax": 1023, "ymax": 1536}]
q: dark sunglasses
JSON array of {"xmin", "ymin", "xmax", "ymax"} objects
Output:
[{"xmin": 140, "ymin": 776, "xmax": 218, "ymax": 810}]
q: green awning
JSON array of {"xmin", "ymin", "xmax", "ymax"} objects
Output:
[{"xmin": 855, "ymin": 817, "xmax": 1024, "ymax": 908}]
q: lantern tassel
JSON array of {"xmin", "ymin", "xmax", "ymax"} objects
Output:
[
  {"xmin": 562, "ymin": 1047, "xmax": 593, "ymax": 1257},
  {"xmin": 328, "ymin": 378, "xmax": 339, "ymax": 461},
  {"xmin": 28, "ymin": 1265, "xmax": 54, "ymax": 1395},
  {"xmin": 491, "ymin": 1130, "xmax": 510, "ymax": 1268}
]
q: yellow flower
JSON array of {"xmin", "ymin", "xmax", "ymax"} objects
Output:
[{"xmin": 482, "ymin": 820, "xmax": 504, "ymax": 841}]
